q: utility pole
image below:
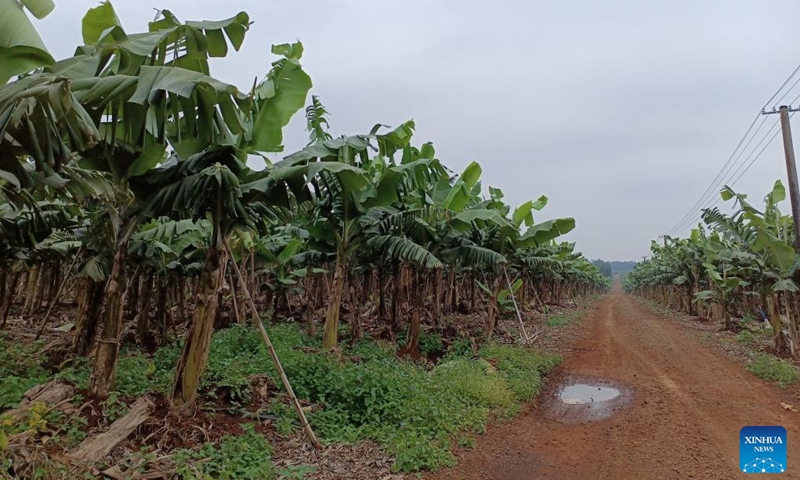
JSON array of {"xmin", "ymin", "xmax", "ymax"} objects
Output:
[{"xmin": 762, "ymin": 105, "xmax": 800, "ymax": 249}]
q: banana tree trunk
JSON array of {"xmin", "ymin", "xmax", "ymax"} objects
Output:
[
  {"xmin": 444, "ymin": 267, "xmax": 455, "ymax": 313},
  {"xmin": 470, "ymin": 270, "xmax": 477, "ymax": 312},
  {"xmin": 485, "ymin": 274, "xmax": 501, "ymax": 340},
  {"xmin": 349, "ymin": 278, "xmax": 363, "ymax": 343},
  {"xmin": 23, "ymin": 266, "xmax": 38, "ymax": 315},
  {"xmin": 89, "ymin": 219, "xmax": 137, "ymax": 399},
  {"xmin": 1, "ymin": 271, "xmax": 19, "ymax": 329},
  {"xmin": 391, "ymin": 263, "xmax": 406, "ymax": 335},
  {"xmin": 433, "ymin": 269, "xmax": 442, "ymax": 327},
  {"xmin": 73, "ymin": 277, "xmax": 104, "ymax": 356},
  {"xmin": 788, "ymin": 293, "xmax": 799, "ymax": 358},
  {"xmin": 229, "ymin": 271, "xmax": 242, "ymax": 325},
  {"xmin": 0, "ymin": 267, "xmax": 5, "ymax": 308},
  {"xmin": 171, "ymin": 245, "xmax": 229, "ymax": 413},
  {"xmin": 323, "ymin": 256, "xmax": 346, "ymax": 349},
  {"xmin": 404, "ymin": 270, "xmax": 423, "ymax": 353},
  {"xmin": 156, "ymin": 276, "xmax": 171, "ymax": 345},
  {"xmin": 378, "ymin": 265, "xmax": 387, "ymax": 324},
  {"xmin": 134, "ymin": 273, "xmax": 155, "ymax": 344}
]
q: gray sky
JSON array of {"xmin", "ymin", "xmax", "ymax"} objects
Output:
[{"xmin": 37, "ymin": 0, "xmax": 800, "ymax": 260}]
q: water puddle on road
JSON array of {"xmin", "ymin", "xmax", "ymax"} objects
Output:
[
  {"xmin": 543, "ymin": 376, "xmax": 632, "ymax": 423},
  {"xmin": 559, "ymin": 384, "xmax": 620, "ymax": 405}
]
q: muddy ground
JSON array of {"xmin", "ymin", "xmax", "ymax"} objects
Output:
[{"xmin": 428, "ymin": 285, "xmax": 800, "ymax": 480}]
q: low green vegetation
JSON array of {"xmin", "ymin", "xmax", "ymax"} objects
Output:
[
  {"xmin": 735, "ymin": 330, "xmax": 757, "ymax": 346},
  {"xmin": 546, "ymin": 316, "xmax": 570, "ymax": 328},
  {"xmin": 457, "ymin": 436, "xmax": 475, "ymax": 448},
  {"xmin": 173, "ymin": 425, "xmax": 276, "ymax": 480},
  {"xmin": 0, "ymin": 324, "xmax": 560, "ymax": 473},
  {"xmin": 204, "ymin": 324, "xmax": 560, "ymax": 472},
  {"xmin": 0, "ymin": 335, "xmax": 182, "ymax": 412},
  {"xmin": 0, "ymin": 337, "xmax": 50, "ymax": 410},
  {"xmin": 746, "ymin": 353, "xmax": 800, "ymax": 388}
]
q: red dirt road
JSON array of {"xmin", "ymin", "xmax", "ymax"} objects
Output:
[{"xmin": 428, "ymin": 289, "xmax": 800, "ymax": 480}]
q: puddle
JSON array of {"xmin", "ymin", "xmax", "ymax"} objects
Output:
[
  {"xmin": 559, "ymin": 384, "xmax": 620, "ymax": 404},
  {"xmin": 543, "ymin": 376, "xmax": 633, "ymax": 424}
]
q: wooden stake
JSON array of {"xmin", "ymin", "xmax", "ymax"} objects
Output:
[
  {"xmin": 504, "ymin": 267, "xmax": 530, "ymax": 345},
  {"xmin": 224, "ymin": 240, "xmax": 323, "ymax": 451},
  {"xmin": 229, "ymin": 271, "xmax": 243, "ymax": 324}
]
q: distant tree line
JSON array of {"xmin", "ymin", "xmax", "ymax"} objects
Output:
[
  {"xmin": 592, "ymin": 260, "xmax": 613, "ymax": 278},
  {"xmin": 591, "ymin": 260, "xmax": 636, "ymax": 278}
]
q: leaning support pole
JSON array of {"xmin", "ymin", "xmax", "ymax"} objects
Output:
[
  {"xmin": 504, "ymin": 267, "xmax": 530, "ymax": 345},
  {"xmin": 224, "ymin": 240, "xmax": 322, "ymax": 451},
  {"xmin": 36, "ymin": 247, "xmax": 82, "ymax": 340}
]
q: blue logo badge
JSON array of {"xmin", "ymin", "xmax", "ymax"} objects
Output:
[{"xmin": 740, "ymin": 426, "xmax": 787, "ymax": 474}]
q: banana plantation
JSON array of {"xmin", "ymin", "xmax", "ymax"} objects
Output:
[
  {"xmin": 0, "ymin": 2, "xmax": 607, "ymax": 478},
  {"xmin": 627, "ymin": 181, "xmax": 800, "ymax": 357}
]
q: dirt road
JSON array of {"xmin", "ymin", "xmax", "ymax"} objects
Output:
[{"xmin": 428, "ymin": 288, "xmax": 800, "ymax": 479}]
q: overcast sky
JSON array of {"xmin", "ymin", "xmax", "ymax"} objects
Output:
[{"xmin": 36, "ymin": 0, "xmax": 800, "ymax": 260}]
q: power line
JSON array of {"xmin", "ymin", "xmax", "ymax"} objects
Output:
[
  {"xmin": 663, "ymin": 113, "xmax": 761, "ymax": 236},
  {"xmin": 675, "ymin": 125, "xmax": 783, "ymax": 234},
  {"xmin": 729, "ymin": 103, "xmax": 800, "ymax": 186},
  {"xmin": 666, "ymin": 99, "xmax": 800, "ymax": 236},
  {"xmin": 718, "ymin": 117, "xmax": 782, "ymax": 191},
  {"xmin": 765, "ymin": 63, "xmax": 800, "ymax": 109},
  {"xmin": 664, "ymin": 114, "xmax": 770, "ymax": 235},
  {"xmin": 663, "ymin": 62, "xmax": 800, "ymax": 237},
  {"xmin": 663, "ymin": 114, "xmax": 775, "ymax": 236}
]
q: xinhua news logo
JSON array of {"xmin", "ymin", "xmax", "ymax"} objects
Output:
[{"xmin": 740, "ymin": 426, "xmax": 787, "ymax": 474}]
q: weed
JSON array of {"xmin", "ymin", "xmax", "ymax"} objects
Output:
[
  {"xmin": 432, "ymin": 359, "xmax": 515, "ymax": 407},
  {"xmin": 173, "ymin": 424, "xmax": 275, "ymax": 480},
  {"xmin": 276, "ymin": 464, "xmax": 317, "ymax": 479},
  {"xmin": 62, "ymin": 414, "xmax": 88, "ymax": 448},
  {"xmin": 747, "ymin": 354, "xmax": 800, "ymax": 388},
  {"xmin": 54, "ymin": 358, "xmax": 91, "ymax": 390},
  {"xmin": 348, "ymin": 338, "xmax": 396, "ymax": 361},
  {"xmin": 267, "ymin": 400, "xmax": 299, "ymax": 435},
  {"xmin": 0, "ymin": 338, "xmax": 48, "ymax": 409},
  {"xmin": 0, "ymin": 376, "xmax": 44, "ymax": 410},
  {"xmin": 191, "ymin": 326, "xmax": 563, "ymax": 473},
  {"xmin": 115, "ymin": 343, "xmax": 180, "ymax": 397},
  {"xmin": 445, "ymin": 338, "xmax": 473, "ymax": 358},
  {"xmin": 457, "ymin": 436, "xmax": 475, "ymax": 448},
  {"xmin": 735, "ymin": 330, "xmax": 757, "ymax": 346},
  {"xmin": 419, "ymin": 332, "xmax": 445, "ymax": 357},
  {"xmin": 545, "ymin": 316, "xmax": 569, "ymax": 328},
  {"xmin": 101, "ymin": 392, "xmax": 129, "ymax": 422},
  {"xmin": 480, "ymin": 344, "xmax": 561, "ymax": 402},
  {"xmin": 0, "ymin": 323, "xmax": 560, "ymax": 475}
]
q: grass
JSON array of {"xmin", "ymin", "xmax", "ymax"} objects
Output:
[
  {"xmin": 545, "ymin": 315, "xmax": 570, "ymax": 328},
  {"xmin": 735, "ymin": 330, "xmax": 757, "ymax": 346},
  {"xmin": 746, "ymin": 353, "xmax": 800, "ymax": 388},
  {"xmin": 0, "ymin": 336, "xmax": 50, "ymax": 410},
  {"xmin": 0, "ymin": 324, "xmax": 561, "ymax": 474},
  {"xmin": 173, "ymin": 424, "xmax": 276, "ymax": 480}
]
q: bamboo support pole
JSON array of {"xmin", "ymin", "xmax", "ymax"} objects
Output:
[{"xmin": 224, "ymin": 240, "xmax": 322, "ymax": 451}]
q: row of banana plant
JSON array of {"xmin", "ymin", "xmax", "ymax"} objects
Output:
[
  {"xmin": 0, "ymin": 1, "xmax": 608, "ymax": 413},
  {"xmin": 626, "ymin": 180, "xmax": 799, "ymax": 357}
]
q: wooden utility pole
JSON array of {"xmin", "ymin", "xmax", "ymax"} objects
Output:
[{"xmin": 762, "ymin": 105, "xmax": 800, "ymax": 249}]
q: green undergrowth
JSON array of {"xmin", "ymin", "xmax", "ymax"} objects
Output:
[
  {"xmin": 0, "ymin": 337, "xmax": 50, "ymax": 410},
  {"xmin": 0, "ymin": 334, "xmax": 182, "ymax": 411},
  {"xmin": 201, "ymin": 324, "xmax": 560, "ymax": 472},
  {"xmin": 173, "ymin": 424, "xmax": 276, "ymax": 480},
  {"xmin": 545, "ymin": 315, "xmax": 570, "ymax": 328},
  {"xmin": 746, "ymin": 353, "xmax": 800, "ymax": 388},
  {"xmin": 1, "ymin": 324, "xmax": 560, "ymax": 474}
]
